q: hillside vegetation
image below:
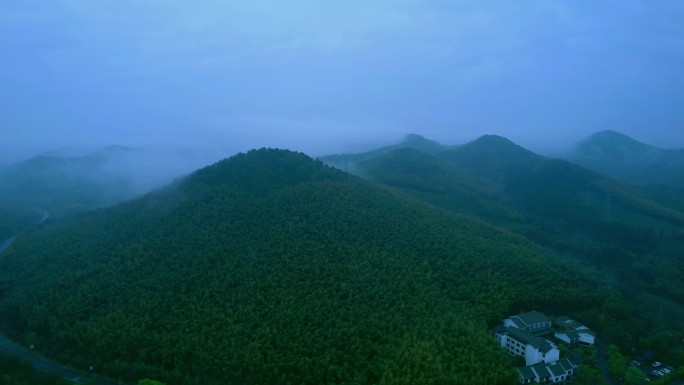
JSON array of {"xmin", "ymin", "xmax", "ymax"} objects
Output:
[
  {"xmin": 328, "ymin": 134, "xmax": 684, "ymax": 358},
  {"xmin": 565, "ymin": 130, "xmax": 684, "ymax": 188},
  {"xmin": 0, "ymin": 146, "xmax": 215, "ymax": 217},
  {"xmin": 0, "ymin": 149, "xmax": 616, "ymax": 385}
]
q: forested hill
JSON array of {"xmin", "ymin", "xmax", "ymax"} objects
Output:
[
  {"xmin": 565, "ymin": 130, "xmax": 684, "ymax": 188},
  {"xmin": 330, "ymin": 136, "xmax": 684, "ymax": 361},
  {"xmin": 0, "ymin": 145, "xmax": 217, "ymax": 218},
  {"xmin": 0, "ymin": 147, "xmax": 142, "ymax": 217},
  {"xmin": 321, "ymin": 133, "xmax": 449, "ymax": 174},
  {"xmin": 0, "ymin": 148, "xmax": 614, "ymax": 385}
]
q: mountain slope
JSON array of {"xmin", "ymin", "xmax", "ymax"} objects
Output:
[
  {"xmin": 565, "ymin": 130, "xmax": 684, "ymax": 188},
  {"xmin": 0, "ymin": 147, "xmax": 143, "ymax": 216},
  {"xmin": 439, "ymin": 135, "xmax": 684, "ymax": 228},
  {"xmin": 335, "ymin": 135, "xmax": 684, "ymax": 354},
  {"xmin": 0, "ymin": 146, "xmax": 218, "ymax": 217},
  {"xmin": 321, "ymin": 133, "xmax": 449, "ymax": 175},
  {"xmin": 0, "ymin": 149, "xmax": 610, "ymax": 385},
  {"xmin": 358, "ymin": 148, "xmax": 524, "ymax": 226}
]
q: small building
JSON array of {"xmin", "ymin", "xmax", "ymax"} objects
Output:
[
  {"xmin": 558, "ymin": 358, "xmax": 577, "ymax": 376},
  {"xmin": 518, "ymin": 366, "xmax": 536, "ymax": 384},
  {"xmin": 554, "ymin": 316, "xmax": 596, "ymax": 346},
  {"xmin": 554, "ymin": 330, "xmax": 579, "ymax": 345},
  {"xmin": 504, "ymin": 311, "xmax": 553, "ymax": 335},
  {"xmin": 531, "ymin": 363, "xmax": 552, "ymax": 383},
  {"xmin": 494, "ymin": 325, "xmax": 560, "ymax": 366},
  {"xmin": 517, "ymin": 358, "xmax": 578, "ymax": 384},
  {"xmin": 547, "ymin": 361, "xmax": 568, "ymax": 382}
]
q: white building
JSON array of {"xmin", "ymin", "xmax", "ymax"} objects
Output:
[
  {"xmin": 495, "ymin": 311, "xmax": 586, "ymax": 383},
  {"xmin": 554, "ymin": 316, "xmax": 596, "ymax": 346},
  {"xmin": 517, "ymin": 358, "xmax": 577, "ymax": 384},
  {"xmin": 493, "ymin": 325, "xmax": 560, "ymax": 366}
]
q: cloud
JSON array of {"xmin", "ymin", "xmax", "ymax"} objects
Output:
[{"xmin": 1, "ymin": 0, "xmax": 683, "ymax": 162}]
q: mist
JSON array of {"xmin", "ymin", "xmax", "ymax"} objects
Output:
[{"xmin": 2, "ymin": 1, "xmax": 683, "ymax": 165}]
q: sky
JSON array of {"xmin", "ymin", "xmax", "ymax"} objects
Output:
[{"xmin": 1, "ymin": 0, "xmax": 683, "ymax": 165}]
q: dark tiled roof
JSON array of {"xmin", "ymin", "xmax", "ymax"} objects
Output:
[
  {"xmin": 563, "ymin": 330, "xmax": 580, "ymax": 340},
  {"xmin": 548, "ymin": 362, "xmax": 566, "ymax": 377},
  {"xmin": 560, "ymin": 357, "xmax": 579, "ymax": 370},
  {"xmin": 509, "ymin": 317, "xmax": 526, "ymax": 328},
  {"xmin": 555, "ymin": 316, "xmax": 572, "ymax": 324},
  {"xmin": 532, "ymin": 363, "xmax": 551, "ymax": 379},
  {"xmin": 503, "ymin": 327, "xmax": 555, "ymax": 353},
  {"xmin": 518, "ymin": 366, "xmax": 536, "ymax": 380},
  {"xmin": 513, "ymin": 311, "xmax": 551, "ymax": 327}
]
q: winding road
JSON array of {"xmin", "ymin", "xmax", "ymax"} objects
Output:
[{"xmin": 0, "ymin": 210, "xmax": 131, "ymax": 385}]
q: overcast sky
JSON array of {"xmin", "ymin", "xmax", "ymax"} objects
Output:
[{"xmin": 2, "ymin": 0, "xmax": 683, "ymax": 164}]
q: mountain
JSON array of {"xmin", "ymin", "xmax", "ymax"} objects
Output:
[
  {"xmin": 0, "ymin": 147, "xmax": 141, "ymax": 216},
  {"xmin": 0, "ymin": 206, "xmax": 44, "ymax": 240},
  {"xmin": 346, "ymin": 134, "xmax": 684, "ymax": 234},
  {"xmin": 0, "ymin": 146, "xmax": 219, "ymax": 217},
  {"xmin": 565, "ymin": 130, "xmax": 684, "ymax": 188},
  {"xmin": 357, "ymin": 147, "xmax": 524, "ymax": 226},
  {"xmin": 329, "ymin": 135, "xmax": 684, "ymax": 357},
  {"xmin": 321, "ymin": 133, "xmax": 449, "ymax": 175},
  {"xmin": 0, "ymin": 149, "xmax": 612, "ymax": 385},
  {"xmin": 440, "ymin": 135, "xmax": 684, "ymax": 226},
  {"xmin": 439, "ymin": 135, "xmax": 541, "ymax": 177}
]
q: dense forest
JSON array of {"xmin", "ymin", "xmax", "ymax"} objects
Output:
[
  {"xmin": 0, "ymin": 355, "xmax": 68, "ymax": 385},
  {"xmin": 326, "ymin": 134, "xmax": 684, "ymax": 359},
  {"xmin": 0, "ymin": 149, "xmax": 622, "ymax": 385},
  {"xmin": 0, "ymin": 207, "xmax": 43, "ymax": 241}
]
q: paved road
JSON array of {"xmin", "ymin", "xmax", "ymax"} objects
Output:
[
  {"xmin": 596, "ymin": 338, "xmax": 616, "ymax": 385},
  {"xmin": 0, "ymin": 334, "xmax": 127, "ymax": 384}
]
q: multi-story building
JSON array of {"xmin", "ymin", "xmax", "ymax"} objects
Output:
[{"xmin": 493, "ymin": 325, "xmax": 560, "ymax": 366}]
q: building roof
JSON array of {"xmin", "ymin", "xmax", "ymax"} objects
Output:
[
  {"xmin": 517, "ymin": 366, "xmax": 536, "ymax": 380},
  {"xmin": 554, "ymin": 316, "xmax": 596, "ymax": 336},
  {"xmin": 558, "ymin": 358, "xmax": 578, "ymax": 371},
  {"xmin": 548, "ymin": 362, "xmax": 566, "ymax": 377},
  {"xmin": 509, "ymin": 317, "xmax": 526, "ymax": 328},
  {"xmin": 512, "ymin": 311, "xmax": 551, "ymax": 327},
  {"xmin": 531, "ymin": 363, "xmax": 551, "ymax": 379},
  {"xmin": 557, "ymin": 330, "xmax": 580, "ymax": 340},
  {"xmin": 501, "ymin": 326, "xmax": 556, "ymax": 353}
]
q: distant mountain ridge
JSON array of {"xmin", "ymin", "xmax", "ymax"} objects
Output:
[
  {"xmin": 323, "ymin": 133, "xmax": 684, "ymax": 229},
  {"xmin": 565, "ymin": 130, "xmax": 684, "ymax": 188},
  {"xmin": 321, "ymin": 133, "xmax": 450, "ymax": 174},
  {"xmin": 0, "ymin": 145, "xmax": 219, "ymax": 217}
]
